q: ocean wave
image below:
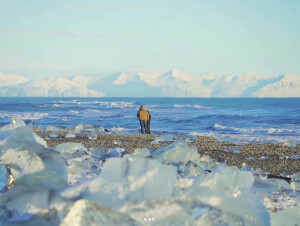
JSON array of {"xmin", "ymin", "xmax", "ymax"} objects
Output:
[
  {"xmin": 69, "ymin": 110, "xmax": 79, "ymax": 115},
  {"xmin": 0, "ymin": 112, "xmax": 49, "ymax": 120},
  {"xmin": 174, "ymin": 104, "xmax": 211, "ymax": 109},
  {"xmin": 213, "ymin": 133, "xmax": 300, "ymax": 145},
  {"xmin": 85, "ymin": 109, "xmax": 102, "ymax": 113},
  {"xmin": 96, "ymin": 101, "xmax": 137, "ymax": 109},
  {"xmin": 213, "ymin": 123, "xmax": 300, "ymax": 135}
]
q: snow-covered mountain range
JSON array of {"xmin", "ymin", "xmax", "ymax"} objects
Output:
[
  {"xmin": 0, "ymin": 76, "xmax": 105, "ymax": 97},
  {"xmin": 0, "ymin": 70, "xmax": 299, "ymax": 97}
]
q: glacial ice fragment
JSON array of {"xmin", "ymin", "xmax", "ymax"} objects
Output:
[
  {"xmin": 55, "ymin": 143, "xmax": 87, "ymax": 160},
  {"xmin": 152, "ymin": 141, "xmax": 199, "ymax": 164},
  {"xmin": 0, "ymin": 118, "xmax": 25, "ymax": 131},
  {"xmin": 284, "ymin": 139, "xmax": 297, "ymax": 148},
  {"xmin": 49, "ymin": 132, "xmax": 58, "ymax": 138},
  {"xmin": 271, "ymin": 204, "xmax": 300, "ymax": 226},
  {"xmin": 185, "ymin": 165, "xmax": 270, "ymax": 225},
  {"xmin": 133, "ymin": 148, "xmax": 150, "ymax": 157},
  {"xmin": 0, "ymin": 126, "xmax": 67, "ymax": 190},
  {"xmin": 4, "ymin": 209, "xmax": 60, "ymax": 226},
  {"xmin": 0, "ymin": 164, "xmax": 7, "ymax": 191},
  {"xmin": 45, "ymin": 126, "xmax": 59, "ymax": 132},
  {"xmin": 151, "ymin": 134, "xmax": 175, "ymax": 144},
  {"xmin": 63, "ymin": 157, "xmax": 177, "ymax": 208},
  {"xmin": 253, "ymin": 178, "xmax": 292, "ymax": 193},
  {"xmin": 119, "ymin": 197, "xmax": 258, "ymax": 226},
  {"xmin": 88, "ymin": 134, "xmax": 97, "ymax": 140},
  {"xmin": 61, "ymin": 199, "xmax": 136, "ymax": 226},
  {"xmin": 65, "ymin": 132, "xmax": 76, "ymax": 138}
]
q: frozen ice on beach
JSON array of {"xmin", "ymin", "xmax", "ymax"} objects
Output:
[
  {"xmin": 109, "ymin": 127, "xmax": 130, "ymax": 135},
  {"xmin": 133, "ymin": 148, "xmax": 150, "ymax": 157},
  {"xmin": 106, "ymin": 147, "xmax": 128, "ymax": 158},
  {"xmin": 271, "ymin": 204, "xmax": 300, "ymax": 226},
  {"xmin": 152, "ymin": 140, "xmax": 200, "ymax": 164},
  {"xmin": 61, "ymin": 199, "xmax": 136, "ymax": 226},
  {"xmin": 114, "ymin": 141, "xmax": 122, "ymax": 145},
  {"xmin": 177, "ymin": 161, "xmax": 206, "ymax": 177},
  {"xmin": 75, "ymin": 124, "xmax": 84, "ymax": 133},
  {"xmin": 67, "ymin": 154, "xmax": 103, "ymax": 185},
  {"xmin": 88, "ymin": 147, "xmax": 106, "ymax": 159},
  {"xmin": 185, "ymin": 165, "xmax": 270, "ymax": 225},
  {"xmin": 119, "ymin": 196, "xmax": 263, "ymax": 225},
  {"xmin": 284, "ymin": 139, "xmax": 297, "ymax": 148},
  {"xmin": 0, "ymin": 164, "xmax": 7, "ymax": 191},
  {"xmin": 253, "ymin": 178, "xmax": 292, "ymax": 194},
  {"xmin": 49, "ymin": 132, "xmax": 58, "ymax": 138},
  {"xmin": 95, "ymin": 126, "xmax": 105, "ymax": 133},
  {"xmin": 0, "ymin": 118, "xmax": 25, "ymax": 131},
  {"xmin": 4, "ymin": 209, "xmax": 60, "ymax": 226},
  {"xmin": 55, "ymin": 143, "xmax": 88, "ymax": 160},
  {"xmin": 66, "ymin": 132, "xmax": 76, "ymax": 138},
  {"xmin": 0, "ymin": 126, "xmax": 68, "ymax": 190},
  {"xmin": 218, "ymin": 147, "xmax": 241, "ymax": 153},
  {"xmin": 259, "ymin": 156, "xmax": 270, "ymax": 160},
  {"xmin": 0, "ymin": 185, "xmax": 67, "ymax": 218},
  {"xmin": 81, "ymin": 124, "xmax": 95, "ymax": 133},
  {"xmin": 88, "ymin": 134, "xmax": 98, "ymax": 140},
  {"xmin": 151, "ymin": 134, "xmax": 175, "ymax": 144},
  {"xmin": 67, "ymin": 157, "xmax": 177, "ymax": 208},
  {"xmin": 45, "ymin": 125, "xmax": 60, "ymax": 132}
]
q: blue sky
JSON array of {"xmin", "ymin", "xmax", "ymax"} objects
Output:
[{"xmin": 0, "ymin": 0, "xmax": 299, "ymax": 79}]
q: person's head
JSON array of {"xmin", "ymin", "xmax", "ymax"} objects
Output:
[{"xmin": 140, "ymin": 106, "xmax": 146, "ymax": 111}]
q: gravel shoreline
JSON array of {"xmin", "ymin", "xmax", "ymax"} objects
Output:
[{"xmin": 37, "ymin": 131, "xmax": 300, "ymax": 176}]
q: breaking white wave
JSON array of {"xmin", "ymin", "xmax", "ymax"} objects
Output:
[
  {"xmin": 0, "ymin": 112, "xmax": 49, "ymax": 120},
  {"xmin": 174, "ymin": 104, "xmax": 211, "ymax": 109},
  {"xmin": 68, "ymin": 110, "xmax": 79, "ymax": 115},
  {"xmin": 96, "ymin": 101, "xmax": 137, "ymax": 109},
  {"xmin": 213, "ymin": 133, "xmax": 300, "ymax": 145},
  {"xmin": 214, "ymin": 123, "xmax": 300, "ymax": 135}
]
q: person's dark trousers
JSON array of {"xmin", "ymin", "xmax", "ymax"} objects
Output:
[{"xmin": 140, "ymin": 120, "xmax": 148, "ymax": 134}]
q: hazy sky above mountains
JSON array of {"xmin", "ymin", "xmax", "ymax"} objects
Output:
[{"xmin": 0, "ymin": 0, "xmax": 299, "ymax": 79}]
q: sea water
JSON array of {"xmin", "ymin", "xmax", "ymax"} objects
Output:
[{"xmin": 0, "ymin": 97, "xmax": 299, "ymax": 144}]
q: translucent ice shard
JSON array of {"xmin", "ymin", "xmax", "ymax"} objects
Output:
[
  {"xmin": 185, "ymin": 165, "xmax": 270, "ymax": 225},
  {"xmin": 55, "ymin": 143, "xmax": 87, "ymax": 160},
  {"xmin": 65, "ymin": 132, "xmax": 76, "ymax": 138},
  {"xmin": 284, "ymin": 140, "xmax": 297, "ymax": 148},
  {"xmin": 63, "ymin": 157, "xmax": 177, "ymax": 208},
  {"xmin": 109, "ymin": 127, "xmax": 130, "ymax": 135},
  {"xmin": 151, "ymin": 134, "xmax": 175, "ymax": 144},
  {"xmin": 106, "ymin": 147, "xmax": 128, "ymax": 158},
  {"xmin": 0, "ymin": 164, "xmax": 7, "ymax": 191},
  {"xmin": 133, "ymin": 148, "xmax": 150, "ymax": 157},
  {"xmin": 271, "ymin": 204, "xmax": 300, "ymax": 226},
  {"xmin": 45, "ymin": 126, "xmax": 59, "ymax": 132},
  {"xmin": 0, "ymin": 118, "xmax": 25, "ymax": 131},
  {"xmin": 253, "ymin": 178, "xmax": 292, "ymax": 193},
  {"xmin": 152, "ymin": 141, "xmax": 200, "ymax": 164},
  {"xmin": 0, "ymin": 126, "xmax": 67, "ymax": 190},
  {"xmin": 61, "ymin": 199, "xmax": 136, "ymax": 226},
  {"xmin": 4, "ymin": 209, "xmax": 60, "ymax": 226}
]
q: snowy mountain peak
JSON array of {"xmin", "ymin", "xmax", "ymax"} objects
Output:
[
  {"xmin": 0, "ymin": 76, "xmax": 105, "ymax": 97},
  {"xmin": 252, "ymin": 74, "xmax": 300, "ymax": 97},
  {"xmin": 0, "ymin": 72, "xmax": 27, "ymax": 87}
]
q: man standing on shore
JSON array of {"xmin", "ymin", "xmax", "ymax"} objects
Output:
[{"xmin": 137, "ymin": 106, "xmax": 151, "ymax": 134}]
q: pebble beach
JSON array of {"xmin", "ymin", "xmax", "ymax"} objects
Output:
[{"xmin": 39, "ymin": 131, "xmax": 300, "ymax": 176}]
